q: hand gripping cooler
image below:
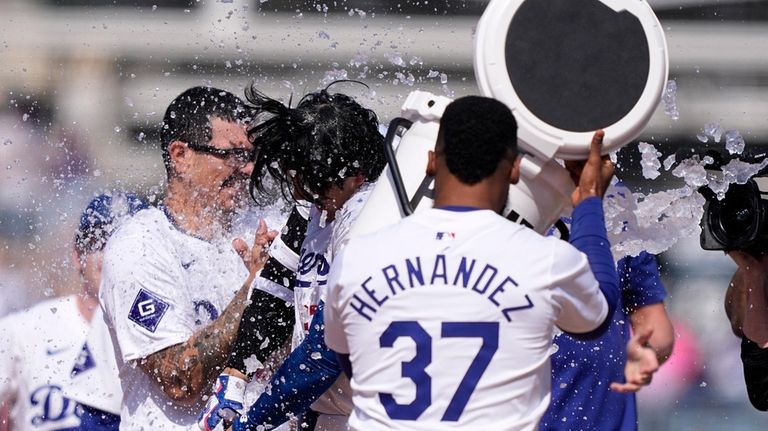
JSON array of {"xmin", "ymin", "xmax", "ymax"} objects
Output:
[{"xmin": 351, "ymin": 0, "xmax": 669, "ymax": 238}]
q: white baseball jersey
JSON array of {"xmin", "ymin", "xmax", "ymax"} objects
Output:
[
  {"xmin": 62, "ymin": 307, "xmax": 122, "ymax": 415},
  {"xmin": 99, "ymin": 207, "xmax": 249, "ymax": 431},
  {"xmin": 291, "ymin": 183, "xmax": 373, "ymax": 421},
  {"xmin": 0, "ymin": 295, "xmax": 89, "ymax": 431},
  {"xmin": 324, "ymin": 207, "xmax": 608, "ymax": 431}
]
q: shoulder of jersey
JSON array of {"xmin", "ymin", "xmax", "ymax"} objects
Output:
[
  {"xmin": 106, "ymin": 207, "xmax": 169, "ymax": 248},
  {"xmin": 336, "ymin": 183, "xmax": 375, "ymax": 224},
  {"xmin": 0, "ymin": 295, "xmax": 80, "ymax": 328}
]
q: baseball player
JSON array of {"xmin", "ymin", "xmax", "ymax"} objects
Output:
[
  {"xmin": 542, "ymin": 246, "xmax": 674, "ymax": 429},
  {"xmin": 0, "ymin": 193, "xmax": 146, "ymax": 431},
  {"xmin": 99, "ymin": 87, "xmax": 277, "ymax": 431},
  {"xmin": 323, "ymin": 96, "xmax": 620, "ymax": 431},
  {"xmin": 199, "ymin": 85, "xmax": 387, "ymax": 431}
]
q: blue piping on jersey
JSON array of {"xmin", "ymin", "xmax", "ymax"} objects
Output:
[{"xmin": 436, "ymin": 205, "xmax": 483, "ymax": 212}]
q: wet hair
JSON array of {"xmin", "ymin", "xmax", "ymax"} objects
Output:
[
  {"xmin": 438, "ymin": 96, "xmax": 518, "ymax": 185},
  {"xmin": 75, "ymin": 193, "xmax": 148, "ymax": 256},
  {"xmin": 160, "ymin": 86, "xmax": 251, "ymax": 177},
  {"xmin": 246, "ymin": 83, "xmax": 386, "ymax": 206}
]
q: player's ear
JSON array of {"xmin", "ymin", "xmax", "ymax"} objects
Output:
[
  {"xmin": 426, "ymin": 150, "xmax": 436, "ymax": 177},
  {"xmin": 168, "ymin": 140, "xmax": 191, "ymax": 176},
  {"xmin": 509, "ymin": 154, "xmax": 521, "ymax": 185},
  {"xmin": 352, "ymin": 174, "xmax": 365, "ymax": 188},
  {"xmin": 71, "ymin": 248, "xmax": 84, "ymax": 276},
  {"xmin": 342, "ymin": 174, "xmax": 365, "ymax": 195}
]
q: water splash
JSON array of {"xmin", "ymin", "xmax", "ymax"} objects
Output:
[
  {"xmin": 724, "ymin": 130, "xmax": 745, "ymax": 155},
  {"xmin": 607, "ymin": 126, "xmax": 760, "ymax": 258},
  {"xmin": 662, "ymin": 79, "xmax": 680, "ymax": 121},
  {"xmin": 638, "ymin": 142, "xmax": 662, "ymax": 179}
]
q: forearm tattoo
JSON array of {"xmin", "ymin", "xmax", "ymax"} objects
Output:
[{"xmin": 138, "ymin": 280, "xmax": 252, "ymax": 403}]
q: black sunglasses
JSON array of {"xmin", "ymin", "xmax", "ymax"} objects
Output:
[{"xmin": 186, "ymin": 143, "xmax": 255, "ymax": 167}]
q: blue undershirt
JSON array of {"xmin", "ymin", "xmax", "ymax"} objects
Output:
[{"xmin": 540, "ymin": 250, "xmax": 666, "ymax": 430}]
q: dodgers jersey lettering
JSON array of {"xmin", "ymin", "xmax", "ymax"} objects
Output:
[
  {"xmin": 0, "ymin": 296, "xmax": 89, "ymax": 431},
  {"xmin": 325, "ymin": 208, "xmax": 608, "ymax": 431},
  {"xmin": 291, "ymin": 184, "xmax": 373, "ymax": 418}
]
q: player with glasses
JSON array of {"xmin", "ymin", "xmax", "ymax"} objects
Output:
[
  {"xmin": 185, "ymin": 142, "xmax": 255, "ymax": 169},
  {"xmin": 99, "ymin": 86, "xmax": 278, "ymax": 431}
]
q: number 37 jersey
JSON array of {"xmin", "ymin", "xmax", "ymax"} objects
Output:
[{"xmin": 324, "ymin": 208, "xmax": 608, "ymax": 431}]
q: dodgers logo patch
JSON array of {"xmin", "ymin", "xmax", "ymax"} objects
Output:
[
  {"xmin": 71, "ymin": 343, "xmax": 96, "ymax": 376},
  {"xmin": 128, "ymin": 289, "xmax": 169, "ymax": 333},
  {"xmin": 193, "ymin": 300, "xmax": 219, "ymax": 325}
]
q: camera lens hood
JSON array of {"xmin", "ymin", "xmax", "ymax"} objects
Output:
[{"xmin": 701, "ymin": 178, "xmax": 768, "ymax": 251}]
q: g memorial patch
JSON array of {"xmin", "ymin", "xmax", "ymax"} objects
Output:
[{"xmin": 128, "ymin": 288, "xmax": 169, "ymax": 333}]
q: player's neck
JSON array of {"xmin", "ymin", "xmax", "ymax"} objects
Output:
[
  {"xmin": 433, "ymin": 178, "xmax": 504, "ymax": 214},
  {"xmin": 164, "ymin": 186, "xmax": 227, "ymax": 241},
  {"xmin": 318, "ymin": 176, "xmax": 364, "ymax": 223},
  {"xmin": 76, "ymin": 295, "xmax": 99, "ymax": 322}
]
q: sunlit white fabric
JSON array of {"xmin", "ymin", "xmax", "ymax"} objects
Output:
[
  {"xmin": 291, "ymin": 184, "xmax": 373, "ymax": 421},
  {"xmin": 325, "ymin": 208, "xmax": 608, "ymax": 431},
  {"xmin": 62, "ymin": 307, "xmax": 123, "ymax": 415},
  {"xmin": 0, "ymin": 295, "xmax": 89, "ymax": 431},
  {"xmin": 100, "ymin": 207, "xmax": 248, "ymax": 431}
]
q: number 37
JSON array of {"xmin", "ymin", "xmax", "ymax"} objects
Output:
[{"xmin": 379, "ymin": 321, "xmax": 499, "ymax": 422}]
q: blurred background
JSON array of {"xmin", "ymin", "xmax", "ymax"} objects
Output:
[{"xmin": 0, "ymin": 0, "xmax": 766, "ymax": 428}]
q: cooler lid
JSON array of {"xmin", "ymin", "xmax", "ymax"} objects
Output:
[{"xmin": 474, "ymin": 0, "xmax": 668, "ymax": 160}]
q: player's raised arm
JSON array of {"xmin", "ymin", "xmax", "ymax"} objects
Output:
[
  {"xmin": 199, "ymin": 205, "xmax": 309, "ymax": 431},
  {"xmin": 231, "ymin": 301, "xmax": 342, "ymax": 431},
  {"xmin": 103, "ymin": 218, "xmax": 274, "ymax": 406},
  {"xmin": 224, "ymin": 205, "xmax": 310, "ymax": 378},
  {"xmin": 555, "ymin": 130, "xmax": 620, "ymax": 339}
]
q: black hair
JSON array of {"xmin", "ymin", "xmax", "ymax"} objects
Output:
[
  {"xmin": 439, "ymin": 96, "xmax": 518, "ymax": 185},
  {"xmin": 160, "ymin": 86, "xmax": 251, "ymax": 177},
  {"xmin": 245, "ymin": 83, "xmax": 386, "ymax": 206}
]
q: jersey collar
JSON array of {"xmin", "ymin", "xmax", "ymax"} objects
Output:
[{"xmin": 436, "ymin": 205, "xmax": 483, "ymax": 212}]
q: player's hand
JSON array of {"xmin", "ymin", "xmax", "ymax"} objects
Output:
[
  {"xmin": 233, "ymin": 219, "xmax": 278, "ymax": 276},
  {"xmin": 564, "ymin": 130, "xmax": 614, "ymax": 206},
  {"xmin": 198, "ymin": 373, "xmax": 247, "ymax": 431},
  {"xmin": 610, "ymin": 328, "xmax": 659, "ymax": 393}
]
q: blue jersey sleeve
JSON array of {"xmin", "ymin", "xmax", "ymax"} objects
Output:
[
  {"xmin": 567, "ymin": 196, "xmax": 620, "ymax": 340},
  {"xmin": 617, "ymin": 251, "xmax": 666, "ymax": 312},
  {"xmin": 233, "ymin": 301, "xmax": 341, "ymax": 431}
]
